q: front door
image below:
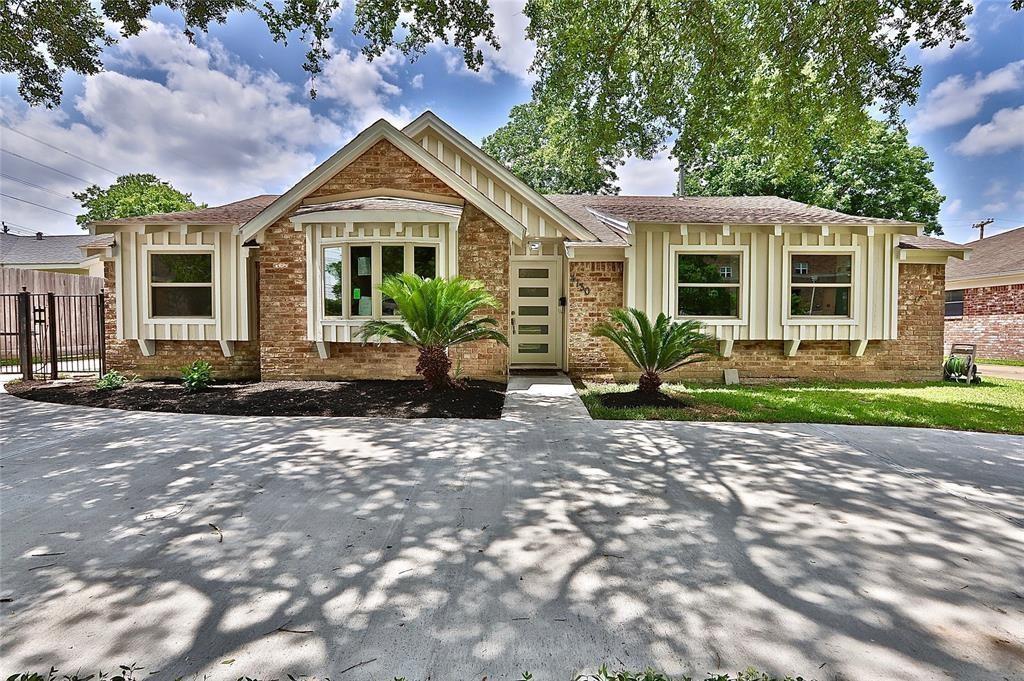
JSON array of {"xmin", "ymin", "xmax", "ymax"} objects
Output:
[{"xmin": 510, "ymin": 256, "xmax": 561, "ymax": 366}]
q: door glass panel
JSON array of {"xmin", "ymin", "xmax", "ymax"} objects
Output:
[
  {"xmin": 350, "ymin": 245, "xmax": 373, "ymax": 316},
  {"xmin": 518, "ymin": 343, "xmax": 549, "ymax": 354},
  {"xmin": 518, "ymin": 286, "xmax": 549, "ymax": 297},
  {"xmin": 519, "ymin": 305, "xmax": 549, "ymax": 316},
  {"xmin": 518, "ymin": 268, "xmax": 549, "ymax": 279},
  {"xmin": 414, "ymin": 246, "xmax": 437, "ymax": 279},
  {"xmin": 323, "ymin": 247, "xmax": 344, "ymax": 317},
  {"xmin": 518, "ymin": 324, "xmax": 549, "ymax": 335},
  {"xmin": 381, "ymin": 245, "xmax": 404, "ymax": 316}
]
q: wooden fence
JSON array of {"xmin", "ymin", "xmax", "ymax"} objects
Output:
[{"xmin": 0, "ymin": 268, "xmax": 104, "ymax": 295}]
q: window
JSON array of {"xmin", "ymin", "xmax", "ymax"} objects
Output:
[
  {"xmin": 323, "ymin": 247, "xmax": 344, "ymax": 317},
  {"xmin": 945, "ymin": 289, "xmax": 964, "ymax": 317},
  {"xmin": 149, "ymin": 252, "xmax": 213, "ymax": 318},
  {"xmin": 790, "ymin": 254, "xmax": 853, "ymax": 317},
  {"xmin": 676, "ymin": 253, "xmax": 741, "ymax": 317},
  {"xmin": 321, "ymin": 242, "xmax": 440, "ymax": 319}
]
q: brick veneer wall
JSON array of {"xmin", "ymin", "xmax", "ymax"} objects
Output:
[
  {"xmin": 103, "ymin": 262, "xmax": 261, "ymax": 380},
  {"xmin": 258, "ymin": 140, "xmax": 509, "ymax": 381},
  {"xmin": 450, "ymin": 203, "xmax": 510, "ymax": 380},
  {"xmin": 567, "ymin": 262, "xmax": 946, "ymax": 382},
  {"xmin": 944, "ymin": 283, "xmax": 1024, "ymax": 359}
]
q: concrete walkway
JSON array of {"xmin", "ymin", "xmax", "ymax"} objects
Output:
[
  {"xmin": 1, "ymin": 394, "xmax": 1023, "ymax": 681},
  {"xmin": 501, "ymin": 373, "xmax": 591, "ymax": 422},
  {"xmin": 978, "ymin": 363, "xmax": 1024, "ymax": 381}
]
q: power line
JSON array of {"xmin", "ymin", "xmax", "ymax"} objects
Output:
[
  {"xmin": 0, "ymin": 172, "xmax": 76, "ymax": 200},
  {"xmin": 1, "ymin": 125, "xmax": 119, "ymax": 176},
  {"xmin": 0, "ymin": 149, "xmax": 96, "ymax": 185},
  {"xmin": 0, "ymin": 191, "xmax": 79, "ymax": 217},
  {"xmin": 0, "ymin": 221, "xmax": 38, "ymax": 235}
]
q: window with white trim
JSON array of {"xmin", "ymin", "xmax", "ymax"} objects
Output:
[
  {"xmin": 676, "ymin": 252, "xmax": 742, "ymax": 317},
  {"xmin": 789, "ymin": 254, "xmax": 852, "ymax": 317},
  {"xmin": 149, "ymin": 252, "xmax": 213, "ymax": 318},
  {"xmin": 322, "ymin": 242, "xmax": 438, "ymax": 319}
]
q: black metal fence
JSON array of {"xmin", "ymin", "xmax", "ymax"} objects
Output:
[{"xmin": 0, "ymin": 289, "xmax": 106, "ymax": 378}]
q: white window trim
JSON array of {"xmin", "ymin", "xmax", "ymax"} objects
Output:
[
  {"xmin": 669, "ymin": 244, "xmax": 749, "ymax": 326},
  {"xmin": 317, "ymin": 239, "xmax": 442, "ymax": 324},
  {"xmin": 141, "ymin": 244, "xmax": 218, "ymax": 325},
  {"xmin": 782, "ymin": 245, "xmax": 859, "ymax": 326}
]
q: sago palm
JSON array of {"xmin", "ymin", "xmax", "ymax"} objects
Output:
[
  {"xmin": 592, "ymin": 308, "xmax": 718, "ymax": 394},
  {"xmin": 359, "ymin": 273, "xmax": 508, "ymax": 389}
]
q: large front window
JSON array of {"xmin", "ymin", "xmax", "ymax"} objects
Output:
[
  {"xmin": 149, "ymin": 252, "xmax": 213, "ymax": 317},
  {"xmin": 676, "ymin": 253, "xmax": 741, "ymax": 317},
  {"xmin": 322, "ymin": 243, "xmax": 438, "ymax": 319},
  {"xmin": 790, "ymin": 254, "xmax": 853, "ymax": 317}
]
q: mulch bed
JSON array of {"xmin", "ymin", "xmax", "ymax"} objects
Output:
[{"xmin": 5, "ymin": 378, "xmax": 507, "ymax": 419}]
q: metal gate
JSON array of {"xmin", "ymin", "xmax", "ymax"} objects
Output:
[{"xmin": 0, "ymin": 289, "xmax": 106, "ymax": 379}]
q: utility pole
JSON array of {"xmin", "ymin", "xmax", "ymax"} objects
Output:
[{"xmin": 972, "ymin": 218, "xmax": 994, "ymax": 240}]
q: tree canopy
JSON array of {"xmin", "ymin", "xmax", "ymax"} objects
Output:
[
  {"xmin": 684, "ymin": 120, "xmax": 946, "ymax": 234},
  {"xmin": 74, "ymin": 174, "xmax": 201, "ymax": 227},
  {"xmin": 6, "ymin": 0, "xmax": 1019, "ymax": 172},
  {"xmin": 481, "ymin": 102, "xmax": 619, "ymax": 195}
]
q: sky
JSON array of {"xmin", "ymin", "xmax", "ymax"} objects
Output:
[{"xmin": 0, "ymin": 0, "xmax": 1022, "ymax": 243}]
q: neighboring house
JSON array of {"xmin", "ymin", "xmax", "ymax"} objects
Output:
[
  {"xmin": 89, "ymin": 112, "xmax": 967, "ymax": 383},
  {"xmin": 944, "ymin": 225, "xmax": 1024, "ymax": 360},
  {"xmin": 0, "ymin": 231, "xmax": 110, "ymax": 277}
]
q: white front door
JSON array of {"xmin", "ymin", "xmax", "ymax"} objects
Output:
[{"xmin": 510, "ymin": 256, "xmax": 561, "ymax": 366}]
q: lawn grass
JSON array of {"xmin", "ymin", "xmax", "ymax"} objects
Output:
[
  {"xmin": 579, "ymin": 378, "xmax": 1024, "ymax": 434},
  {"xmin": 978, "ymin": 358, "xmax": 1024, "ymax": 367}
]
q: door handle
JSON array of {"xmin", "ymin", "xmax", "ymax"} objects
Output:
[{"xmin": 511, "ymin": 316, "xmax": 517, "ymax": 333}]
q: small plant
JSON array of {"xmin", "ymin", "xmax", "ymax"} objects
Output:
[
  {"xmin": 181, "ymin": 360, "xmax": 213, "ymax": 393},
  {"xmin": 591, "ymin": 308, "xmax": 718, "ymax": 395},
  {"xmin": 96, "ymin": 370, "xmax": 132, "ymax": 391}
]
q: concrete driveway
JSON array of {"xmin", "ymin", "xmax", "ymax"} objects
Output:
[{"xmin": 1, "ymin": 394, "xmax": 1022, "ymax": 681}]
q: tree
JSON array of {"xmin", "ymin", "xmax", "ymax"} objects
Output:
[
  {"xmin": 359, "ymin": 273, "xmax": 508, "ymax": 389},
  {"xmin": 482, "ymin": 102, "xmax": 619, "ymax": 194},
  {"xmin": 684, "ymin": 120, "xmax": 946, "ymax": 234},
  {"xmin": 74, "ymin": 174, "xmax": 201, "ymax": 228},
  {"xmin": 591, "ymin": 308, "xmax": 717, "ymax": 395}
]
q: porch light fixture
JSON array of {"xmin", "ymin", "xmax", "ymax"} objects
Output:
[{"xmin": 528, "ymin": 240, "xmax": 542, "ymax": 252}]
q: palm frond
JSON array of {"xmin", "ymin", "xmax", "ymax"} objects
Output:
[{"xmin": 592, "ymin": 307, "xmax": 717, "ymax": 378}]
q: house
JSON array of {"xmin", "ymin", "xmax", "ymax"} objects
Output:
[
  {"xmin": 944, "ymin": 225, "xmax": 1024, "ymax": 360},
  {"xmin": 88, "ymin": 112, "xmax": 968, "ymax": 383},
  {"xmin": 0, "ymin": 230, "xmax": 108, "ymax": 277}
]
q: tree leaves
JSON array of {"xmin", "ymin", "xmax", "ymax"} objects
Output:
[{"xmin": 73, "ymin": 174, "xmax": 201, "ymax": 228}]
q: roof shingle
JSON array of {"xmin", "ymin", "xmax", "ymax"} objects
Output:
[
  {"xmin": 945, "ymin": 225, "xmax": 1024, "ymax": 282},
  {"xmin": 0, "ymin": 232, "xmax": 102, "ymax": 265},
  {"xmin": 91, "ymin": 195, "xmax": 279, "ymax": 227}
]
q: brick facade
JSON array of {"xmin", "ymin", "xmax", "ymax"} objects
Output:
[
  {"xmin": 257, "ymin": 140, "xmax": 508, "ymax": 381},
  {"xmin": 944, "ymin": 283, "xmax": 1024, "ymax": 359},
  {"xmin": 567, "ymin": 262, "xmax": 946, "ymax": 383},
  {"xmin": 102, "ymin": 262, "xmax": 261, "ymax": 380}
]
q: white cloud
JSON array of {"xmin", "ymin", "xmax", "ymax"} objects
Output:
[
  {"xmin": 984, "ymin": 180, "xmax": 1006, "ymax": 196},
  {"xmin": 0, "ymin": 21, "xmax": 419, "ymax": 233},
  {"xmin": 313, "ymin": 42, "xmax": 411, "ymax": 131},
  {"xmin": 945, "ymin": 198, "xmax": 962, "ymax": 215},
  {"xmin": 618, "ymin": 151, "xmax": 677, "ymax": 195},
  {"xmin": 435, "ymin": 0, "xmax": 535, "ymax": 84},
  {"xmin": 910, "ymin": 60, "xmax": 1024, "ymax": 132},
  {"xmin": 411, "ymin": 74, "xmax": 424, "ymax": 89},
  {"xmin": 982, "ymin": 200, "xmax": 1009, "ymax": 213},
  {"xmin": 952, "ymin": 105, "xmax": 1024, "ymax": 155}
]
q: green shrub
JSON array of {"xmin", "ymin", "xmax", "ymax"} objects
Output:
[
  {"xmin": 181, "ymin": 360, "xmax": 213, "ymax": 393},
  {"xmin": 96, "ymin": 370, "xmax": 132, "ymax": 391}
]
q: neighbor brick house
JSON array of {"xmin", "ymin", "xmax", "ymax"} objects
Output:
[
  {"xmin": 944, "ymin": 225, "xmax": 1024, "ymax": 360},
  {"xmin": 89, "ymin": 112, "xmax": 968, "ymax": 383}
]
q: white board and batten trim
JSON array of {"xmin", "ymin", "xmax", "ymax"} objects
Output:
[{"xmin": 110, "ymin": 226, "xmax": 253, "ymax": 357}]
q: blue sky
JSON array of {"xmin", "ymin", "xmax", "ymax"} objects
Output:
[{"xmin": 1, "ymin": 0, "xmax": 1021, "ymax": 243}]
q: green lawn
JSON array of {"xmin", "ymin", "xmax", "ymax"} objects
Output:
[
  {"xmin": 579, "ymin": 378, "xmax": 1024, "ymax": 434},
  {"xmin": 978, "ymin": 358, "xmax": 1024, "ymax": 367}
]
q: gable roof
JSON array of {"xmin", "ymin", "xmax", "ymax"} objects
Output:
[
  {"xmin": 239, "ymin": 119, "xmax": 528, "ymax": 242},
  {"xmin": 946, "ymin": 225, "xmax": 1024, "ymax": 282},
  {"xmin": 90, "ymin": 195, "xmax": 278, "ymax": 228},
  {"xmin": 0, "ymin": 232, "xmax": 101, "ymax": 265},
  {"xmin": 546, "ymin": 195, "xmax": 922, "ymax": 229},
  {"xmin": 403, "ymin": 112, "xmax": 597, "ymax": 242}
]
